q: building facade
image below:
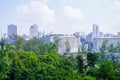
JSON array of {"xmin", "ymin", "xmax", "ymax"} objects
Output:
[
  {"xmin": 7, "ymin": 24, "xmax": 17, "ymax": 38},
  {"xmin": 51, "ymin": 36, "xmax": 80, "ymax": 54},
  {"xmin": 93, "ymin": 24, "xmax": 99, "ymax": 38},
  {"xmin": 86, "ymin": 32, "xmax": 93, "ymax": 43},
  {"xmin": 29, "ymin": 24, "xmax": 38, "ymax": 39},
  {"xmin": 93, "ymin": 37, "xmax": 120, "ymax": 52},
  {"xmin": 118, "ymin": 32, "xmax": 120, "ymax": 37}
]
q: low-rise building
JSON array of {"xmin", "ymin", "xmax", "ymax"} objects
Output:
[
  {"xmin": 93, "ymin": 37, "xmax": 120, "ymax": 52},
  {"xmin": 51, "ymin": 36, "xmax": 80, "ymax": 54}
]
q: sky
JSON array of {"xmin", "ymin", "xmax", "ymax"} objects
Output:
[{"xmin": 0, "ymin": 0, "xmax": 120, "ymax": 36}]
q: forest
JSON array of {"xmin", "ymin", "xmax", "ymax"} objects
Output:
[{"xmin": 0, "ymin": 36, "xmax": 120, "ymax": 80}]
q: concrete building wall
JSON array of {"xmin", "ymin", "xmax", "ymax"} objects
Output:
[
  {"xmin": 51, "ymin": 36, "xmax": 80, "ymax": 54},
  {"xmin": 7, "ymin": 24, "xmax": 17, "ymax": 37},
  {"xmin": 30, "ymin": 24, "xmax": 38, "ymax": 39},
  {"xmin": 93, "ymin": 24, "xmax": 99, "ymax": 38},
  {"xmin": 93, "ymin": 37, "xmax": 120, "ymax": 52}
]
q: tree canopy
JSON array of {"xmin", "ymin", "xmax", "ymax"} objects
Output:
[{"xmin": 0, "ymin": 37, "xmax": 120, "ymax": 80}]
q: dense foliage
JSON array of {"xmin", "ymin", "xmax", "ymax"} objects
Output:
[{"xmin": 0, "ymin": 36, "xmax": 120, "ymax": 80}]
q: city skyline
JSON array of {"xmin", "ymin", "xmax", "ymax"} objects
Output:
[{"xmin": 0, "ymin": 0, "xmax": 120, "ymax": 36}]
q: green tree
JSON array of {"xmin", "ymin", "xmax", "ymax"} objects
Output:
[
  {"xmin": 99, "ymin": 39, "xmax": 108, "ymax": 62},
  {"xmin": 22, "ymin": 38, "xmax": 44, "ymax": 52},
  {"xmin": 0, "ymin": 55, "xmax": 11, "ymax": 80},
  {"xmin": 0, "ymin": 39, "xmax": 11, "ymax": 80},
  {"xmin": 97, "ymin": 61, "xmax": 114, "ymax": 80},
  {"xmin": 35, "ymin": 49, "xmax": 79, "ymax": 80},
  {"xmin": 109, "ymin": 43, "xmax": 115, "ymax": 53},
  {"xmin": 115, "ymin": 42, "xmax": 120, "ymax": 53},
  {"xmin": 15, "ymin": 36, "xmax": 24, "ymax": 50},
  {"xmin": 87, "ymin": 52, "xmax": 97, "ymax": 67},
  {"xmin": 86, "ymin": 67, "xmax": 98, "ymax": 77},
  {"xmin": 53, "ymin": 36, "xmax": 61, "ymax": 51},
  {"xmin": 114, "ymin": 63, "xmax": 120, "ymax": 80},
  {"xmin": 76, "ymin": 53, "xmax": 84, "ymax": 74},
  {"xmin": 65, "ymin": 40, "xmax": 71, "ymax": 54}
]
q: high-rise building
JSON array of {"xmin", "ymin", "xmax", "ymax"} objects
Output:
[
  {"xmin": 118, "ymin": 32, "xmax": 120, "ymax": 37},
  {"xmin": 29, "ymin": 24, "xmax": 38, "ymax": 38},
  {"xmin": 93, "ymin": 24, "xmax": 99, "ymax": 38},
  {"xmin": 7, "ymin": 24, "xmax": 17, "ymax": 38},
  {"xmin": 86, "ymin": 32, "xmax": 93, "ymax": 43}
]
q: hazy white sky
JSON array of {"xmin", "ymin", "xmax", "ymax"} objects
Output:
[{"xmin": 0, "ymin": 0, "xmax": 120, "ymax": 36}]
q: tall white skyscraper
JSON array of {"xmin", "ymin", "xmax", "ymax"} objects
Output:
[
  {"xmin": 7, "ymin": 24, "xmax": 17, "ymax": 38},
  {"xmin": 30, "ymin": 24, "xmax": 38, "ymax": 38},
  {"xmin": 93, "ymin": 24, "xmax": 99, "ymax": 38}
]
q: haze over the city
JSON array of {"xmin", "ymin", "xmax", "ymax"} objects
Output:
[{"xmin": 0, "ymin": 0, "xmax": 120, "ymax": 36}]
